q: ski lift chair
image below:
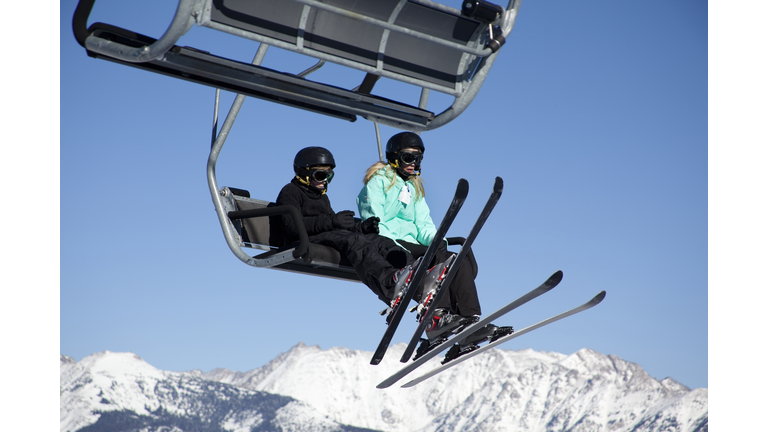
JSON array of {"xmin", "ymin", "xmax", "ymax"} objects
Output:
[
  {"xmin": 220, "ymin": 186, "xmax": 476, "ymax": 281},
  {"xmin": 72, "ymin": 0, "xmax": 512, "ymax": 278},
  {"xmin": 220, "ymin": 187, "xmax": 358, "ymax": 281}
]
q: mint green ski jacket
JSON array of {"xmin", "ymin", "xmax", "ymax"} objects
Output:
[{"xmin": 357, "ymin": 168, "xmax": 437, "ymax": 248}]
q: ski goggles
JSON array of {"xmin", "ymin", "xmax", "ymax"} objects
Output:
[
  {"xmin": 310, "ymin": 168, "xmax": 334, "ymax": 183},
  {"xmin": 399, "ymin": 151, "xmax": 423, "ymax": 165}
]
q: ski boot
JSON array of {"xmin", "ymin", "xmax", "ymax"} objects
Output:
[
  {"xmin": 380, "ymin": 258, "xmax": 422, "ymax": 324},
  {"xmin": 442, "ymin": 323, "xmax": 515, "ymax": 364},
  {"xmin": 412, "ymin": 254, "xmax": 456, "ymax": 322}
]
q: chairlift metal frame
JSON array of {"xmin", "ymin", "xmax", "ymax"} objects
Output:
[{"xmin": 72, "ymin": 0, "xmax": 520, "ymax": 279}]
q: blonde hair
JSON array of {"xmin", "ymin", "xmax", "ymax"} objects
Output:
[{"xmin": 363, "ymin": 162, "xmax": 425, "ymax": 200}]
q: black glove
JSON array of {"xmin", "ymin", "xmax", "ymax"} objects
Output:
[
  {"xmin": 332, "ymin": 210, "xmax": 356, "ymax": 230},
  {"xmin": 360, "ymin": 216, "xmax": 380, "ymax": 235}
]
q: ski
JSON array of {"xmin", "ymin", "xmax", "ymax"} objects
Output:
[
  {"xmin": 370, "ymin": 178, "xmax": 469, "ymax": 365},
  {"xmin": 376, "ymin": 270, "xmax": 564, "ymax": 389},
  {"xmin": 399, "ymin": 177, "xmax": 504, "ymax": 363},
  {"xmin": 400, "ymin": 290, "xmax": 607, "ymax": 388}
]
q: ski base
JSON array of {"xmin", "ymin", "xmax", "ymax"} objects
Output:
[
  {"xmin": 375, "ymin": 270, "xmax": 564, "ymax": 389},
  {"xmin": 400, "ymin": 290, "xmax": 607, "ymax": 388}
]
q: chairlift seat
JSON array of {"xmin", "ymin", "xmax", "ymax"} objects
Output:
[
  {"xmin": 208, "ymin": 0, "xmax": 484, "ymax": 90},
  {"xmin": 220, "ymin": 187, "xmax": 472, "ymax": 282},
  {"xmin": 221, "ymin": 187, "xmax": 362, "ymax": 282}
]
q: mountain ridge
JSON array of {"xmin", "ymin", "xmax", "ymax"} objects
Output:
[{"xmin": 61, "ymin": 344, "xmax": 707, "ymax": 432}]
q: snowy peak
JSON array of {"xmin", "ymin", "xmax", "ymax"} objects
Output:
[
  {"xmin": 60, "ymin": 350, "xmax": 376, "ymax": 432},
  {"xmin": 559, "ymin": 348, "xmax": 689, "ymax": 394},
  {"xmin": 202, "ymin": 343, "xmax": 707, "ymax": 432},
  {"xmin": 61, "ymin": 345, "xmax": 707, "ymax": 432}
]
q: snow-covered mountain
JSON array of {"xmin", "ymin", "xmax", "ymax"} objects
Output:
[
  {"xmin": 61, "ymin": 344, "xmax": 707, "ymax": 432},
  {"xmin": 60, "ymin": 351, "xmax": 375, "ymax": 432}
]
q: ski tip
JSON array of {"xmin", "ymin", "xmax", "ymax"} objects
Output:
[
  {"xmin": 494, "ymin": 176, "xmax": 503, "ymax": 192},
  {"xmin": 370, "ymin": 356, "xmax": 383, "ymax": 366},
  {"xmin": 457, "ymin": 178, "xmax": 469, "ymax": 195},
  {"xmin": 549, "ymin": 270, "xmax": 564, "ymax": 285},
  {"xmin": 592, "ymin": 290, "xmax": 607, "ymax": 304}
]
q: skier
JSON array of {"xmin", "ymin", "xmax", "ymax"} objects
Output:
[
  {"xmin": 357, "ymin": 132, "xmax": 513, "ymax": 354},
  {"xmin": 276, "ymin": 146, "xmax": 429, "ymax": 310}
]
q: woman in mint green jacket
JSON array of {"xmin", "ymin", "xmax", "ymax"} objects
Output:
[
  {"xmin": 357, "ymin": 132, "xmax": 508, "ymax": 348},
  {"xmin": 357, "ymin": 158, "xmax": 437, "ymax": 248}
]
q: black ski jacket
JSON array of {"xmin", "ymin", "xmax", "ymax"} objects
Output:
[
  {"xmin": 275, "ymin": 177, "xmax": 360, "ymax": 244},
  {"xmin": 275, "ymin": 178, "xmax": 411, "ymax": 297}
]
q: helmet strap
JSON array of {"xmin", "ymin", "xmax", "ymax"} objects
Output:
[
  {"xmin": 389, "ymin": 161, "xmax": 420, "ymax": 180},
  {"xmin": 295, "ymin": 174, "xmax": 310, "ymax": 186},
  {"xmin": 295, "ymin": 174, "xmax": 327, "ymax": 194}
]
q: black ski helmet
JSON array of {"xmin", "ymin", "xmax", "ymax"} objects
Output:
[
  {"xmin": 386, "ymin": 132, "xmax": 425, "ymax": 177},
  {"xmin": 293, "ymin": 146, "xmax": 336, "ymax": 190},
  {"xmin": 293, "ymin": 146, "xmax": 336, "ymax": 174}
]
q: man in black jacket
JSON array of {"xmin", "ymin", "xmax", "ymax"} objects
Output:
[{"xmin": 276, "ymin": 146, "xmax": 413, "ymax": 305}]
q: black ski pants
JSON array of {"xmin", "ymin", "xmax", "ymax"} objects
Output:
[
  {"xmin": 309, "ymin": 230, "xmax": 409, "ymax": 304},
  {"xmin": 398, "ymin": 240, "xmax": 482, "ymax": 317}
]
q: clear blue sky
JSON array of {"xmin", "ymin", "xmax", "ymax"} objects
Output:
[{"xmin": 54, "ymin": 0, "xmax": 714, "ymax": 393}]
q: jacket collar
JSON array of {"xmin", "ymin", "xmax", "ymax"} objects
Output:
[{"xmin": 291, "ymin": 176, "xmax": 325, "ymax": 197}]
